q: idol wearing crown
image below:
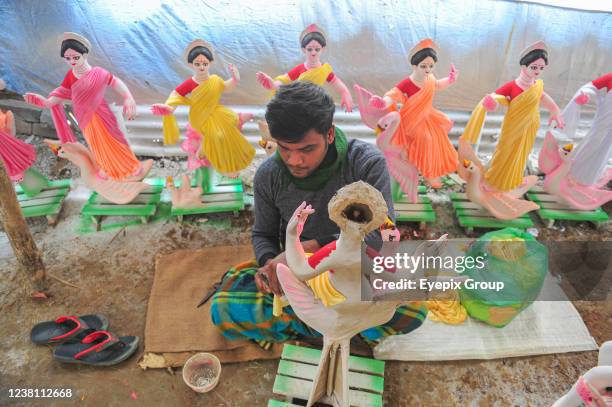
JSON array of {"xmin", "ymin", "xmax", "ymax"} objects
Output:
[{"xmin": 255, "ymin": 24, "xmax": 353, "ymax": 112}]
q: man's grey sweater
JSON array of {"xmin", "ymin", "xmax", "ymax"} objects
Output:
[{"xmin": 252, "ymin": 138, "xmax": 394, "ymax": 266}]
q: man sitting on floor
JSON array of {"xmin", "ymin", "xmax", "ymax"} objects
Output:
[{"xmin": 210, "ymin": 81, "xmax": 427, "ymax": 348}]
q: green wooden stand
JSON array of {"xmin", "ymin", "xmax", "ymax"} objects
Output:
[
  {"xmin": 392, "ymin": 181, "xmax": 435, "ymax": 229},
  {"xmin": 15, "ymin": 179, "xmax": 72, "ymax": 225},
  {"xmin": 450, "ymin": 192, "xmax": 534, "ymax": 234},
  {"xmin": 170, "ymin": 168, "xmax": 245, "ymax": 221},
  {"xmin": 81, "ymin": 178, "xmax": 164, "ymax": 231},
  {"xmin": 527, "ymin": 185, "xmax": 609, "ymax": 229},
  {"xmin": 268, "ymin": 344, "xmax": 385, "ymax": 407}
]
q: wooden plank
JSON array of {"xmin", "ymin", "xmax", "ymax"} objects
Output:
[
  {"xmin": 452, "ymin": 200, "xmax": 481, "ymax": 209},
  {"xmin": 81, "ymin": 203, "xmax": 156, "ymax": 217},
  {"xmin": 267, "ymin": 400, "xmax": 301, "ymax": 407},
  {"xmin": 15, "ymin": 179, "xmax": 71, "ymax": 194},
  {"xmin": 394, "ymin": 195, "xmax": 431, "ymax": 204},
  {"xmin": 277, "ymin": 360, "xmax": 384, "ymax": 394},
  {"xmin": 272, "ymin": 375, "xmax": 382, "ymax": 407},
  {"xmin": 19, "ymin": 196, "xmax": 65, "ymax": 209},
  {"xmin": 143, "ymin": 184, "xmax": 164, "ymax": 194},
  {"xmin": 528, "ymin": 185, "xmax": 546, "ymax": 193},
  {"xmin": 538, "ymin": 208, "xmax": 609, "ymax": 222},
  {"xmin": 393, "ymin": 202, "xmax": 432, "ymax": 211},
  {"xmin": 91, "ymin": 193, "xmax": 161, "ymax": 205},
  {"xmin": 144, "ymin": 177, "xmax": 167, "ymax": 187},
  {"xmin": 281, "ymin": 344, "xmax": 385, "ymax": 375},
  {"xmin": 526, "ymin": 193, "xmax": 559, "ymax": 203},
  {"xmin": 17, "ymin": 188, "xmax": 68, "ymax": 201},
  {"xmin": 455, "ymin": 207, "xmax": 530, "ymax": 219},
  {"xmin": 21, "ymin": 202, "xmax": 61, "ymax": 218},
  {"xmin": 457, "ymin": 215, "xmax": 533, "ymax": 229},
  {"xmin": 450, "ymin": 192, "xmax": 470, "ymax": 201},
  {"xmin": 396, "ymin": 211, "xmax": 436, "ymax": 223},
  {"xmin": 208, "ymin": 184, "xmax": 243, "ymax": 194},
  {"xmin": 201, "ymin": 192, "xmax": 243, "ymax": 203},
  {"xmin": 171, "ymin": 200, "xmax": 244, "ymax": 216},
  {"xmin": 214, "ymin": 174, "xmax": 242, "ymax": 186},
  {"xmin": 525, "ymin": 198, "xmax": 571, "ymax": 209},
  {"xmin": 527, "ymin": 192, "xmax": 609, "ymax": 222}
]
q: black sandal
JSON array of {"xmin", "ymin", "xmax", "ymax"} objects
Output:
[
  {"xmin": 30, "ymin": 315, "xmax": 109, "ymax": 345},
  {"xmin": 52, "ymin": 330, "xmax": 139, "ymax": 366}
]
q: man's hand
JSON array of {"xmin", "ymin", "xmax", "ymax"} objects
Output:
[
  {"xmin": 254, "ymin": 239, "xmax": 321, "ymax": 295},
  {"xmin": 254, "ymin": 256, "xmax": 286, "ymax": 296}
]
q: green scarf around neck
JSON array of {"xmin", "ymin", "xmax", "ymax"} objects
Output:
[{"xmin": 274, "ymin": 126, "xmax": 348, "ymax": 191}]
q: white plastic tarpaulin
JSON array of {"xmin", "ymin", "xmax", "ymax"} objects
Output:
[{"xmin": 0, "ymin": 0, "xmax": 610, "ymax": 109}]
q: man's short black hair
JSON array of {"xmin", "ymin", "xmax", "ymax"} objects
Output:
[{"xmin": 265, "ymin": 81, "xmax": 335, "ymax": 143}]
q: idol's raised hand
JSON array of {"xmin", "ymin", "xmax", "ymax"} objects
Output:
[
  {"xmin": 448, "ymin": 64, "xmax": 458, "ymax": 84},
  {"xmin": 151, "ymin": 103, "xmax": 176, "ymax": 116}
]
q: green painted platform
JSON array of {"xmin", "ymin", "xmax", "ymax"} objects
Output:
[
  {"xmin": 81, "ymin": 178, "xmax": 164, "ymax": 231},
  {"xmin": 267, "ymin": 401, "xmax": 301, "ymax": 407},
  {"xmin": 393, "ymin": 184, "xmax": 436, "ymax": 229},
  {"xmin": 269, "ymin": 344, "xmax": 384, "ymax": 407},
  {"xmin": 450, "ymin": 192, "xmax": 534, "ymax": 233},
  {"xmin": 169, "ymin": 174, "xmax": 245, "ymax": 221},
  {"xmin": 527, "ymin": 185, "xmax": 609, "ymax": 228},
  {"xmin": 15, "ymin": 179, "xmax": 72, "ymax": 225}
]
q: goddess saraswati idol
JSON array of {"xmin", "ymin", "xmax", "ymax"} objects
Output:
[{"xmin": 152, "ymin": 39, "xmax": 255, "ymax": 190}]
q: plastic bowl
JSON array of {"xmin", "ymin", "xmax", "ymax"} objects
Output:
[{"xmin": 182, "ymin": 352, "xmax": 221, "ymax": 393}]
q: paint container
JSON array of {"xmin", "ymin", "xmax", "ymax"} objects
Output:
[{"xmin": 182, "ymin": 352, "xmax": 221, "ymax": 393}]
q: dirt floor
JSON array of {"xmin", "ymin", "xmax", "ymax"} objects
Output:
[{"xmin": 0, "ymin": 139, "xmax": 610, "ymax": 406}]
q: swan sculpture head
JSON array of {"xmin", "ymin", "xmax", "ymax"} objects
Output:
[{"xmin": 328, "ymin": 181, "xmax": 388, "ymax": 240}]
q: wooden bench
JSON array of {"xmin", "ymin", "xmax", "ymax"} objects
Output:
[
  {"xmin": 268, "ymin": 344, "xmax": 385, "ymax": 407},
  {"xmin": 450, "ymin": 192, "xmax": 534, "ymax": 234},
  {"xmin": 169, "ymin": 173, "xmax": 245, "ymax": 222},
  {"xmin": 15, "ymin": 179, "xmax": 72, "ymax": 225},
  {"xmin": 526, "ymin": 186, "xmax": 609, "ymax": 229},
  {"xmin": 81, "ymin": 179, "xmax": 164, "ymax": 231},
  {"xmin": 393, "ymin": 183, "xmax": 436, "ymax": 230}
]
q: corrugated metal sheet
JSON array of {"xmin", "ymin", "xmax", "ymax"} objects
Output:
[{"xmin": 124, "ymin": 104, "xmax": 597, "ymax": 167}]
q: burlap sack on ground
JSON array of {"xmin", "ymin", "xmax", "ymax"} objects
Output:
[{"xmin": 141, "ymin": 245, "xmax": 282, "ymax": 368}]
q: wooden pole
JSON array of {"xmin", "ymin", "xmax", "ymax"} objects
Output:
[{"xmin": 0, "ymin": 160, "xmax": 46, "ymax": 291}]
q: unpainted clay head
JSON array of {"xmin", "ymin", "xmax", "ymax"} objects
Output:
[{"xmin": 328, "ymin": 181, "xmax": 388, "ymax": 238}]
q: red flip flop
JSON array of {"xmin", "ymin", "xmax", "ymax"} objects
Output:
[
  {"xmin": 52, "ymin": 330, "xmax": 139, "ymax": 366},
  {"xmin": 30, "ymin": 315, "xmax": 109, "ymax": 345}
]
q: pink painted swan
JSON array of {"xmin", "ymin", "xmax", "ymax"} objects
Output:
[
  {"xmin": 457, "ymin": 138, "xmax": 539, "ymax": 220},
  {"xmin": 0, "ymin": 110, "xmax": 49, "ymax": 196},
  {"xmin": 353, "ymin": 84, "xmax": 388, "ymax": 130},
  {"xmin": 276, "ymin": 182, "xmax": 449, "ymax": 407},
  {"xmin": 354, "ymin": 85, "xmax": 420, "ymax": 203},
  {"xmin": 44, "ymin": 140, "xmax": 149, "ymax": 205},
  {"xmin": 257, "ymin": 120, "xmax": 278, "ymax": 157},
  {"xmin": 539, "ymin": 131, "xmax": 612, "ymax": 210},
  {"xmin": 376, "ymin": 111, "xmax": 419, "ymax": 203},
  {"xmin": 553, "ymin": 341, "xmax": 612, "ymax": 407},
  {"xmin": 166, "ymin": 174, "xmax": 205, "ymax": 209}
]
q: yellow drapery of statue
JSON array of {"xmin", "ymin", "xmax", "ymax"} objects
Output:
[
  {"xmin": 273, "ymin": 271, "xmax": 347, "ymax": 317},
  {"xmin": 162, "ymin": 75, "xmax": 255, "ymax": 174},
  {"xmin": 461, "ymin": 80, "xmax": 543, "ymax": 192},
  {"xmin": 268, "ymin": 63, "xmax": 334, "ymax": 97}
]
